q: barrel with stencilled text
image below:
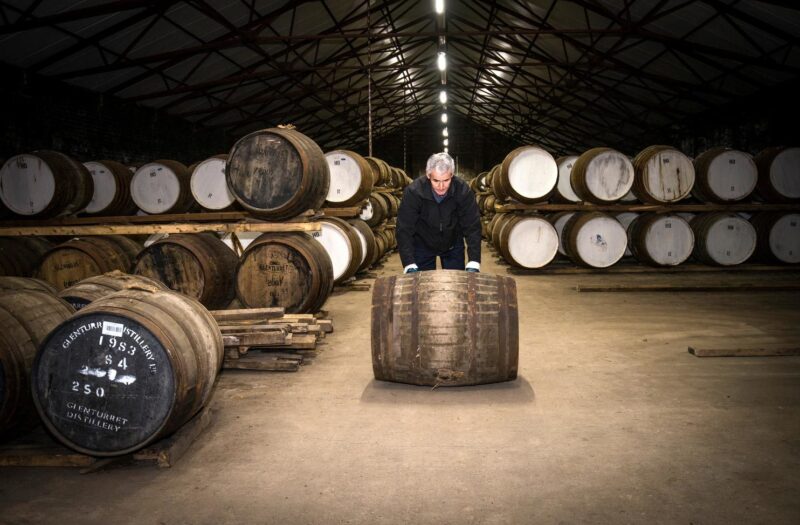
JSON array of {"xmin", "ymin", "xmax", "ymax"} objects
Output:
[{"xmin": 31, "ymin": 287, "xmax": 222, "ymax": 456}]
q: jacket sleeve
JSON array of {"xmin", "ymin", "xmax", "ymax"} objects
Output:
[
  {"xmin": 457, "ymin": 185, "xmax": 482, "ymax": 263},
  {"xmin": 396, "ymin": 186, "xmax": 421, "ymax": 267}
]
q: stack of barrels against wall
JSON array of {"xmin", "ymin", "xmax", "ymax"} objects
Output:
[
  {"xmin": 0, "ymin": 127, "xmax": 409, "ymax": 318},
  {"xmin": 471, "ymin": 145, "xmax": 800, "ymax": 270}
]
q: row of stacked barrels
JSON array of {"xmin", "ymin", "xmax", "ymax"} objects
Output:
[
  {"xmin": 0, "ymin": 128, "xmax": 408, "ymax": 310},
  {"xmin": 472, "ymin": 145, "xmax": 799, "ymax": 269},
  {"xmin": 485, "ymin": 210, "xmax": 798, "ymax": 269},
  {"xmin": 0, "ymin": 129, "xmax": 411, "ymax": 219},
  {"xmin": 0, "ymin": 274, "xmax": 222, "ymax": 456},
  {"xmin": 0, "ymin": 227, "xmax": 391, "ymax": 314},
  {"xmin": 473, "ymin": 145, "xmax": 800, "ymax": 207}
]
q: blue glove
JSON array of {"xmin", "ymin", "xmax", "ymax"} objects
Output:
[
  {"xmin": 406, "ymin": 267, "xmax": 419, "ymax": 273},
  {"xmin": 466, "ymin": 268, "xmax": 479, "ymax": 273}
]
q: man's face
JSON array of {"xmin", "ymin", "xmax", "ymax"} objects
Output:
[{"xmin": 427, "ymin": 168, "xmax": 453, "ymax": 196}]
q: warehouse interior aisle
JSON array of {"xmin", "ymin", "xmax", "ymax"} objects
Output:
[{"xmin": 1, "ymin": 243, "xmax": 800, "ymax": 524}]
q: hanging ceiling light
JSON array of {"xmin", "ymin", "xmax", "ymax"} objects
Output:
[
  {"xmin": 443, "ymin": 138, "xmax": 449, "ymax": 146},
  {"xmin": 444, "ymin": 147, "xmax": 449, "ymax": 153},
  {"xmin": 437, "ymin": 52, "xmax": 447, "ymax": 71},
  {"xmin": 435, "ymin": 0, "xmax": 444, "ymax": 14},
  {"xmin": 442, "ymin": 128, "xmax": 448, "ymax": 137},
  {"xmin": 441, "ymin": 113, "xmax": 448, "ymax": 123},
  {"xmin": 439, "ymin": 90, "xmax": 447, "ymax": 104}
]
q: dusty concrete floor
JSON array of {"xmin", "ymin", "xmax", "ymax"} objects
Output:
[{"xmin": 1, "ymin": 244, "xmax": 800, "ymax": 525}]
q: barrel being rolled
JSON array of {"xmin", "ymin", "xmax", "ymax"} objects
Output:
[
  {"xmin": 133, "ymin": 233, "xmax": 239, "ymax": 309},
  {"xmin": 36, "ymin": 235, "xmax": 142, "ymax": 290},
  {"xmin": 59, "ymin": 271, "xmax": 168, "ymax": 310},
  {"xmin": 1, "ymin": 290, "xmax": 75, "ymax": 438},
  {"xmin": 371, "ymin": 271, "xmax": 518, "ymax": 387},
  {"xmin": 131, "ymin": 160, "xmax": 194, "ymax": 214},
  {"xmin": 0, "ymin": 151, "xmax": 93, "ymax": 218},
  {"xmin": 236, "ymin": 232, "xmax": 333, "ymax": 313},
  {"xmin": 31, "ymin": 287, "xmax": 222, "ymax": 456},
  {"xmin": 226, "ymin": 128, "xmax": 330, "ymax": 220}
]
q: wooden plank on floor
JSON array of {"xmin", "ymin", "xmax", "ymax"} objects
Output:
[
  {"xmin": 223, "ymin": 356, "xmax": 301, "ymax": 372},
  {"xmin": 223, "ymin": 332, "xmax": 289, "ymax": 347},
  {"xmin": 210, "ymin": 308, "xmax": 285, "ymax": 323},
  {"xmin": 689, "ymin": 346, "xmax": 800, "ymax": 357},
  {"xmin": 576, "ymin": 282, "xmax": 800, "ymax": 292}
]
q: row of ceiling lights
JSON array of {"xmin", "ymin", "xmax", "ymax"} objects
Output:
[{"xmin": 435, "ymin": 0, "xmax": 448, "ymax": 153}]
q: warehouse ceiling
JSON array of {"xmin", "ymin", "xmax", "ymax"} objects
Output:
[{"xmin": 1, "ymin": 0, "xmax": 799, "ymax": 157}]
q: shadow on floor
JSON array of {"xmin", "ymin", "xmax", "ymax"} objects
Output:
[{"xmin": 359, "ymin": 375, "xmax": 536, "ymax": 405}]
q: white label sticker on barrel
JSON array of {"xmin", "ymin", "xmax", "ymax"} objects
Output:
[{"xmin": 102, "ymin": 321, "xmax": 124, "ymax": 337}]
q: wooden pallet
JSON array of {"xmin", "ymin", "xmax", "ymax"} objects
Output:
[
  {"xmin": 211, "ymin": 308, "xmax": 333, "ymax": 372},
  {"xmin": 0, "ymin": 406, "xmax": 212, "ymax": 472}
]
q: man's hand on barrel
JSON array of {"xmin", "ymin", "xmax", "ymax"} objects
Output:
[{"xmin": 404, "ymin": 264, "xmax": 419, "ymax": 274}]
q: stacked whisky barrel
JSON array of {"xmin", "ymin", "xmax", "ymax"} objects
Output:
[{"xmin": 478, "ymin": 145, "xmax": 800, "ymax": 269}]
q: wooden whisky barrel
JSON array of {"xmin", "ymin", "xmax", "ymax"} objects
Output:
[
  {"xmin": 553, "ymin": 155, "xmax": 581, "ymax": 203},
  {"xmin": 359, "ymin": 193, "xmax": 389, "ymax": 228},
  {"xmin": 324, "ymin": 150, "xmax": 374, "ymax": 207},
  {"xmin": 754, "ymin": 147, "xmax": 800, "ymax": 202},
  {"xmin": 226, "ymin": 127, "xmax": 329, "ymax": 220},
  {"xmin": 632, "ymin": 145, "xmax": 695, "ymax": 203},
  {"xmin": 347, "ymin": 219, "xmax": 379, "ymax": 272},
  {"xmin": 563, "ymin": 212, "xmax": 627, "ymax": 268},
  {"xmin": 497, "ymin": 215, "xmax": 559, "ymax": 269},
  {"xmin": 0, "ymin": 276, "xmax": 58, "ymax": 294},
  {"xmin": 0, "ymin": 151, "xmax": 93, "ymax": 218},
  {"xmin": 547, "ymin": 211, "xmax": 577, "ymax": 256},
  {"xmin": 614, "ymin": 212, "xmax": 639, "ymax": 257},
  {"xmin": 570, "ymin": 148, "xmax": 634, "ymax": 204},
  {"xmin": 131, "ymin": 160, "xmax": 194, "ymax": 214},
  {"xmin": 691, "ymin": 212, "xmax": 757, "ymax": 266},
  {"xmin": 371, "ymin": 271, "xmax": 518, "ymax": 387},
  {"xmin": 365, "ymin": 156, "xmax": 392, "ymax": 187},
  {"xmin": 750, "ymin": 212, "xmax": 800, "ymax": 264},
  {"xmin": 36, "ymin": 235, "xmax": 142, "ymax": 291},
  {"xmin": 1, "ymin": 290, "xmax": 74, "ymax": 438},
  {"xmin": 692, "ymin": 148, "xmax": 757, "ymax": 203},
  {"xmin": 189, "ymin": 154, "xmax": 236, "ymax": 211},
  {"xmin": 83, "ymin": 160, "xmax": 137, "ymax": 216},
  {"xmin": 31, "ymin": 287, "xmax": 222, "ymax": 456},
  {"xmin": 0, "ymin": 236, "xmax": 53, "ymax": 277},
  {"xmin": 59, "ymin": 271, "xmax": 168, "ymax": 310},
  {"xmin": 497, "ymin": 146, "xmax": 558, "ymax": 203},
  {"xmin": 628, "ymin": 213, "xmax": 694, "ymax": 266},
  {"xmin": 311, "ymin": 217, "xmax": 364, "ymax": 284},
  {"xmin": 235, "ymin": 232, "xmax": 333, "ymax": 313},
  {"xmin": 133, "ymin": 233, "xmax": 239, "ymax": 309}
]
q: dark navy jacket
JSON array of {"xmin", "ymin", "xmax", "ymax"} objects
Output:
[{"xmin": 396, "ymin": 175, "xmax": 482, "ymax": 267}]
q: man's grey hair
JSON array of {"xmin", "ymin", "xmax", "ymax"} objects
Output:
[{"xmin": 426, "ymin": 152, "xmax": 455, "ymax": 175}]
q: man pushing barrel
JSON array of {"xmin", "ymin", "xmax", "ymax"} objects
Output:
[{"xmin": 396, "ymin": 152, "xmax": 482, "ymax": 273}]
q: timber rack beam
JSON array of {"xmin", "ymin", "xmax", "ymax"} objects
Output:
[{"xmin": 0, "ymin": 211, "xmax": 321, "ymax": 236}]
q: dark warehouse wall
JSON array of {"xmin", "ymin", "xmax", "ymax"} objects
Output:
[{"xmin": 0, "ymin": 64, "xmax": 231, "ymax": 166}]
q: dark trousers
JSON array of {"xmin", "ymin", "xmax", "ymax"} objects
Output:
[{"xmin": 414, "ymin": 240, "xmax": 465, "ymax": 271}]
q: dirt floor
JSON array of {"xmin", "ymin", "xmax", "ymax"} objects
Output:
[{"xmin": 2, "ymin": 244, "xmax": 800, "ymax": 524}]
